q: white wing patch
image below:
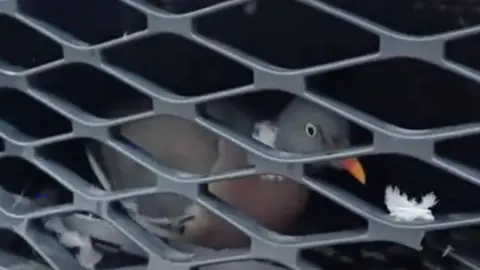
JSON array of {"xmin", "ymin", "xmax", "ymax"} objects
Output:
[
  {"xmin": 385, "ymin": 185, "xmax": 438, "ymax": 222},
  {"xmin": 252, "ymin": 121, "xmax": 278, "ymax": 148},
  {"xmin": 252, "ymin": 121, "xmax": 284, "ymax": 182}
]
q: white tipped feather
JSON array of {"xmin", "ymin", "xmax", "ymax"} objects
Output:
[{"xmin": 385, "ymin": 185, "xmax": 438, "ymax": 222}]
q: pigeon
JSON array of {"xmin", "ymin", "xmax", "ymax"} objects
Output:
[{"xmin": 86, "ymin": 97, "xmax": 366, "ymax": 250}]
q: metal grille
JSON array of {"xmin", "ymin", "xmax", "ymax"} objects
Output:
[{"xmin": 0, "ymin": 0, "xmax": 480, "ymax": 269}]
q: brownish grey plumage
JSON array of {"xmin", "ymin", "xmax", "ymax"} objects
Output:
[{"xmin": 88, "ymin": 98, "xmax": 365, "ymax": 249}]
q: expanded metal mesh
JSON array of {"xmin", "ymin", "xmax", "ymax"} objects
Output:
[{"xmin": 0, "ymin": 0, "xmax": 480, "ymax": 269}]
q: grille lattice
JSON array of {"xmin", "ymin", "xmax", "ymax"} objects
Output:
[{"xmin": 0, "ymin": 0, "xmax": 480, "ymax": 269}]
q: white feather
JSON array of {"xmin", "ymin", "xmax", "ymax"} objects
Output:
[
  {"xmin": 252, "ymin": 121, "xmax": 284, "ymax": 182},
  {"xmin": 252, "ymin": 121, "xmax": 277, "ymax": 148},
  {"xmin": 384, "ymin": 185, "xmax": 438, "ymax": 222}
]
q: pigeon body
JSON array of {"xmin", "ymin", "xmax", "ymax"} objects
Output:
[{"xmin": 88, "ymin": 97, "xmax": 366, "ymax": 250}]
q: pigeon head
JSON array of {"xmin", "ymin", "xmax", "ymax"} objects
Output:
[{"xmin": 273, "ymin": 98, "xmax": 366, "ymax": 184}]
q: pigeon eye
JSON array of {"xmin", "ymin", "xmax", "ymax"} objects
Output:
[{"xmin": 305, "ymin": 123, "xmax": 317, "ymax": 137}]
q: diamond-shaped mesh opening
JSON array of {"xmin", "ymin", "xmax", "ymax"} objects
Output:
[
  {"xmin": 194, "ymin": 0, "xmax": 379, "ymax": 69},
  {"xmin": 84, "ymin": 137, "xmax": 166, "ymax": 192},
  {"xmin": 111, "ymin": 113, "xmax": 252, "ymax": 174},
  {"xmin": 307, "ymin": 57, "xmax": 480, "ymax": 129},
  {"xmin": 38, "ymin": 138, "xmax": 113, "ymax": 190},
  {"xmin": 0, "ymin": 14, "xmax": 62, "ymax": 70},
  {"xmin": 106, "ymin": 201, "xmax": 196, "ymax": 257},
  {"xmin": 436, "ymin": 135, "xmax": 480, "ymax": 171},
  {"xmin": 299, "ymin": 188, "xmax": 368, "ymax": 234},
  {"xmin": 316, "ymin": 154, "xmax": 480, "ymax": 214},
  {"xmin": 145, "ymin": 0, "xmax": 230, "ymax": 14},
  {"xmin": 116, "ymin": 192, "xmax": 193, "ymax": 225},
  {"xmin": 102, "ymin": 33, "xmax": 254, "ymax": 96},
  {"xmin": 35, "ymin": 211, "xmax": 148, "ymax": 269},
  {"xmin": 425, "ymin": 226, "xmax": 480, "ymax": 252},
  {"xmin": 183, "ymin": 185, "xmax": 255, "ymax": 249},
  {"xmin": 0, "ymin": 157, "xmax": 72, "ymax": 213},
  {"xmin": 18, "ymin": 0, "xmax": 148, "ymax": 44},
  {"xmin": 28, "ymin": 63, "xmax": 153, "ymax": 119},
  {"xmin": 136, "ymin": 187, "xmax": 258, "ymax": 250},
  {"xmin": 0, "ymin": 88, "xmax": 72, "ymax": 139},
  {"xmin": 302, "ymin": 241, "xmax": 453, "ymax": 270},
  {"xmin": 202, "ymin": 177, "xmax": 306, "ymax": 237},
  {"xmin": 321, "ymin": 0, "xmax": 480, "ymax": 35},
  {"xmin": 0, "ymin": 229, "xmax": 50, "ymax": 268},
  {"xmin": 220, "ymin": 90, "xmax": 294, "ymax": 120},
  {"xmin": 446, "ymin": 33, "xmax": 480, "ymax": 71}
]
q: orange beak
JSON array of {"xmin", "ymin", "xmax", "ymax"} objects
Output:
[{"xmin": 340, "ymin": 158, "xmax": 366, "ymax": 184}]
